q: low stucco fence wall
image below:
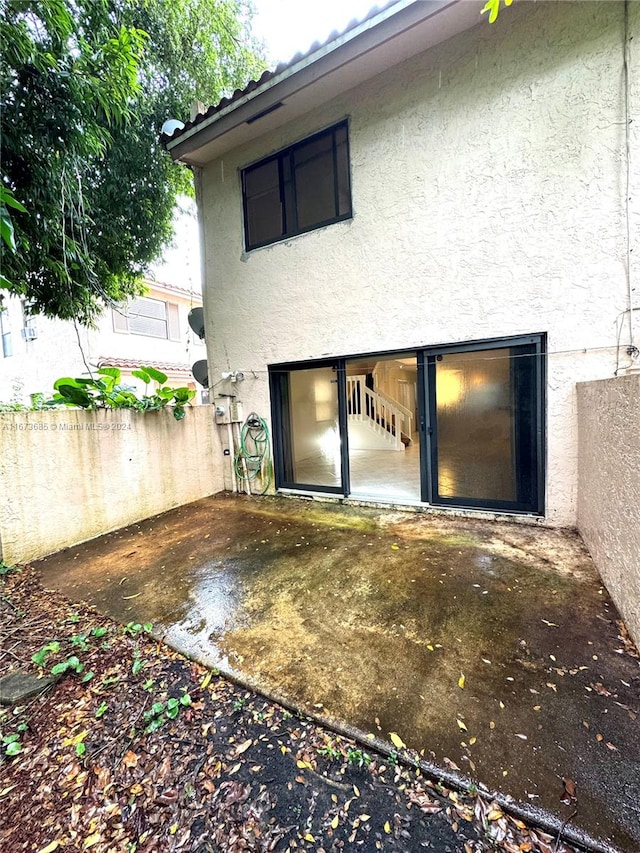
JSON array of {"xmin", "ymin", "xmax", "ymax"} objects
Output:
[
  {"xmin": 577, "ymin": 373, "xmax": 640, "ymax": 649},
  {"xmin": 0, "ymin": 407, "xmax": 224, "ymax": 564}
]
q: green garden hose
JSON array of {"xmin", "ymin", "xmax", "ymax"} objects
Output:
[{"xmin": 234, "ymin": 412, "xmax": 272, "ymax": 495}]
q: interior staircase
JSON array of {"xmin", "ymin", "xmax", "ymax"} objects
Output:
[{"xmin": 346, "ymin": 374, "xmax": 413, "ymax": 451}]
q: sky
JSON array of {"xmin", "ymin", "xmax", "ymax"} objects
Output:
[{"xmin": 249, "ymin": 0, "xmax": 382, "ymax": 65}]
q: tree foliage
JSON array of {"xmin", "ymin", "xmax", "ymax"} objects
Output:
[{"xmin": 0, "ymin": 0, "xmax": 264, "ymax": 322}]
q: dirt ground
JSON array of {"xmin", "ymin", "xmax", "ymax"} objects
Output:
[{"xmin": 1, "ymin": 566, "xmax": 592, "ymax": 853}]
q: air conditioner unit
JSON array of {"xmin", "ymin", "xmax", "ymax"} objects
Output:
[{"xmin": 21, "ymin": 326, "xmax": 37, "ymax": 341}]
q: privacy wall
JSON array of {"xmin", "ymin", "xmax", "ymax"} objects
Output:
[
  {"xmin": 577, "ymin": 375, "xmax": 640, "ymax": 648},
  {"xmin": 0, "ymin": 408, "xmax": 223, "ymax": 564}
]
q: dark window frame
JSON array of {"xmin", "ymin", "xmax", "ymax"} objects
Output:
[
  {"xmin": 269, "ymin": 334, "xmax": 546, "ymax": 516},
  {"xmin": 242, "ymin": 120, "xmax": 352, "ymax": 251}
]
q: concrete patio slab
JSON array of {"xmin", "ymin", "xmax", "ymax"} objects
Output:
[{"xmin": 35, "ymin": 494, "xmax": 640, "ymax": 851}]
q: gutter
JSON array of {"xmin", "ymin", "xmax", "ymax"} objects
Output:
[{"xmin": 166, "ymin": 0, "xmax": 463, "ymax": 162}]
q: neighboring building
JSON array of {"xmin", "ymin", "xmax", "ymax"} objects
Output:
[
  {"xmin": 165, "ymin": 0, "xmax": 639, "ymax": 527},
  {"xmin": 0, "ymin": 206, "xmax": 206, "ymax": 403}
]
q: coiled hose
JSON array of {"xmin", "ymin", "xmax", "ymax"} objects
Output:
[{"xmin": 234, "ymin": 412, "xmax": 272, "ymax": 495}]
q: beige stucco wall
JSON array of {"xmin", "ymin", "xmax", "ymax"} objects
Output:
[
  {"xmin": 577, "ymin": 374, "xmax": 640, "ymax": 648},
  {"xmin": 198, "ymin": 1, "xmax": 639, "ymax": 526},
  {"xmin": 0, "ymin": 407, "xmax": 223, "ymax": 564}
]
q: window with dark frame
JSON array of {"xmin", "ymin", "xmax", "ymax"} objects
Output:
[{"xmin": 242, "ymin": 121, "xmax": 352, "ymax": 251}]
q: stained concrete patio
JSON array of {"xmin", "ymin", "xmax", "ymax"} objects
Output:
[{"xmin": 36, "ymin": 494, "xmax": 640, "ymax": 851}]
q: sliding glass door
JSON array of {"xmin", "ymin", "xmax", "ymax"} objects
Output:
[
  {"xmin": 270, "ymin": 362, "xmax": 349, "ymax": 493},
  {"xmin": 270, "ymin": 336, "xmax": 544, "ymax": 514},
  {"xmin": 423, "ymin": 338, "xmax": 543, "ymax": 513}
]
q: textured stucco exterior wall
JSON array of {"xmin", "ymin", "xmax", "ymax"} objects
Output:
[
  {"xmin": 0, "ymin": 408, "xmax": 223, "ymax": 564},
  {"xmin": 577, "ymin": 375, "xmax": 640, "ymax": 648},
  {"xmin": 199, "ymin": 1, "xmax": 638, "ymax": 526}
]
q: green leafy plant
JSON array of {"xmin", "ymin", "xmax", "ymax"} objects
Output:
[
  {"xmin": 50, "ymin": 655, "xmax": 84, "ymax": 676},
  {"xmin": 346, "ymin": 748, "xmax": 372, "ymax": 769},
  {"xmin": 49, "ymin": 366, "xmax": 195, "ymax": 420},
  {"xmin": 95, "ymin": 701, "xmax": 109, "ymax": 719},
  {"xmin": 0, "ymin": 561, "xmax": 19, "ymax": 577},
  {"xmin": 318, "ymin": 743, "xmax": 342, "ymax": 762},
  {"xmin": 143, "ymin": 693, "xmax": 191, "ymax": 733},
  {"xmin": 1, "ymin": 718, "xmax": 29, "ymax": 758},
  {"xmin": 2, "ymin": 732, "xmax": 23, "ymax": 757},
  {"xmin": 122, "ymin": 621, "xmax": 153, "ymax": 636},
  {"xmin": 31, "ymin": 641, "xmax": 61, "ymax": 667},
  {"xmin": 32, "ymin": 623, "xmax": 110, "ymax": 680},
  {"xmin": 131, "ymin": 650, "xmax": 147, "ymax": 676},
  {"xmin": 70, "ymin": 634, "xmax": 90, "ymax": 652}
]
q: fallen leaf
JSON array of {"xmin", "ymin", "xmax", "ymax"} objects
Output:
[
  {"xmin": 121, "ymin": 751, "xmax": 138, "ymax": 768},
  {"xmin": 83, "ymin": 833, "xmax": 101, "ymax": 849},
  {"xmin": 605, "ymin": 742, "xmax": 619, "ymax": 751},
  {"xmin": 200, "ymin": 671, "xmax": 212, "ymax": 690},
  {"xmin": 389, "ymin": 732, "xmax": 406, "ymax": 749},
  {"xmin": 303, "ymin": 834, "xmax": 315, "ymax": 842},
  {"xmin": 353, "ymin": 784, "xmax": 360, "ymax": 797},
  {"xmin": 456, "ymin": 719, "xmax": 468, "ymax": 732},
  {"xmin": 561, "ymin": 777, "xmax": 577, "ymax": 803},
  {"xmin": 391, "ymin": 544, "xmax": 400, "ymax": 550},
  {"xmin": 384, "ymin": 820, "xmax": 391, "ymax": 834},
  {"xmin": 0, "ymin": 785, "xmax": 17, "ymax": 798},
  {"xmin": 156, "ymin": 789, "xmax": 179, "ymax": 806},
  {"xmin": 515, "ymin": 734, "xmax": 527, "ymax": 740},
  {"xmin": 458, "ymin": 674, "xmax": 465, "ymax": 689},
  {"xmin": 130, "ymin": 783, "xmax": 144, "ymax": 796},
  {"xmin": 37, "ymin": 843, "xmax": 61, "ymax": 853},
  {"xmin": 331, "ymin": 816, "xmax": 339, "ymax": 830},
  {"xmin": 235, "ymin": 739, "xmax": 252, "ymax": 755}
]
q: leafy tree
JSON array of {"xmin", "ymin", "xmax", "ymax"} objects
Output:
[{"xmin": 1, "ymin": 0, "xmax": 264, "ymax": 322}]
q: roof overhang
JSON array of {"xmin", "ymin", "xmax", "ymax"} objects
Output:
[{"xmin": 166, "ymin": 0, "xmax": 484, "ymax": 167}]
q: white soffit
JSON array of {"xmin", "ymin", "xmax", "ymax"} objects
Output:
[{"xmin": 168, "ymin": 0, "xmax": 485, "ymax": 166}]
